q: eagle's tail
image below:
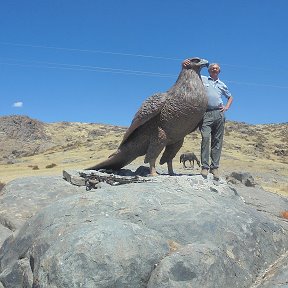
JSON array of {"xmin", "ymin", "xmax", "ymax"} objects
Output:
[{"xmin": 85, "ymin": 149, "xmax": 134, "ymax": 171}]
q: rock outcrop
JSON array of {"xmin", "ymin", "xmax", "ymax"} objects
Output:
[
  {"xmin": 0, "ymin": 168, "xmax": 287, "ymax": 287},
  {"xmin": 0, "ymin": 115, "xmax": 52, "ymax": 161}
]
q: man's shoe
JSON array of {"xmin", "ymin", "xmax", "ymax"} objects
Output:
[
  {"xmin": 210, "ymin": 168, "xmax": 219, "ymax": 180},
  {"xmin": 201, "ymin": 168, "xmax": 209, "ymax": 178}
]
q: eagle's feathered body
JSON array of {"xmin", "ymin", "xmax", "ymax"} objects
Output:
[{"xmin": 87, "ymin": 57, "xmax": 208, "ymax": 175}]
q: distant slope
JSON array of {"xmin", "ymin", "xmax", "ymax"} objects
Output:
[
  {"xmin": 0, "ymin": 115, "xmax": 126, "ymax": 163},
  {"xmin": 1, "ymin": 115, "xmax": 286, "ymax": 164},
  {"xmin": 0, "ymin": 115, "xmax": 287, "ymax": 195}
]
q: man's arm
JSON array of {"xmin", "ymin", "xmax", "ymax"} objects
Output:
[{"xmin": 221, "ymin": 96, "xmax": 233, "ymax": 112}]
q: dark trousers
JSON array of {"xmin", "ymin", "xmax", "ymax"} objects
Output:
[{"xmin": 200, "ymin": 110, "xmax": 225, "ymax": 170}]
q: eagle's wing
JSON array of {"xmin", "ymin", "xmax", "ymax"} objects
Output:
[{"xmin": 120, "ymin": 92, "xmax": 167, "ymax": 145}]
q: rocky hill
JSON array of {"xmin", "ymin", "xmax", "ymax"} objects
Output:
[
  {"xmin": 0, "ymin": 115, "xmax": 287, "ymax": 195},
  {"xmin": 0, "ymin": 115, "xmax": 125, "ymax": 161}
]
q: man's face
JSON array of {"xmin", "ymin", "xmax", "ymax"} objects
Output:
[{"xmin": 209, "ymin": 65, "xmax": 220, "ymax": 78}]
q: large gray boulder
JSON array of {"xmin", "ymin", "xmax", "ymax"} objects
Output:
[
  {"xmin": 0, "ymin": 171, "xmax": 287, "ymax": 288},
  {"xmin": 0, "ymin": 176, "xmax": 84, "ymax": 245}
]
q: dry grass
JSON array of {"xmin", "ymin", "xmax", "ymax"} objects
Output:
[{"xmin": 0, "ymin": 121, "xmax": 287, "ymax": 197}]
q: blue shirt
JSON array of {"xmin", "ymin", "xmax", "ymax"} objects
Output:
[{"xmin": 201, "ymin": 76, "xmax": 232, "ymax": 109}]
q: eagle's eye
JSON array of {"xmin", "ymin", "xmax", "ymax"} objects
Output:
[{"xmin": 190, "ymin": 58, "xmax": 201, "ymax": 63}]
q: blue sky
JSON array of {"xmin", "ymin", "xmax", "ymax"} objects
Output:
[{"xmin": 1, "ymin": 0, "xmax": 287, "ymax": 126}]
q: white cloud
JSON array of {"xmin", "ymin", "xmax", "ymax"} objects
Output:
[{"xmin": 13, "ymin": 101, "xmax": 23, "ymax": 108}]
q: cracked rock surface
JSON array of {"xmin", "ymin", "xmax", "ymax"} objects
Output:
[{"xmin": 0, "ymin": 167, "xmax": 287, "ymax": 288}]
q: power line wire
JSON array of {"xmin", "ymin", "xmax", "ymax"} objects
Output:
[
  {"xmin": 0, "ymin": 59, "xmax": 176, "ymax": 77},
  {"xmin": 0, "ymin": 41, "xmax": 182, "ymax": 61},
  {"xmin": 224, "ymin": 80, "xmax": 288, "ymax": 89},
  {"xmin": 1, "ymin": 53, "xmax": 288, "ymax": 89},
  {"xmin": 2, "ymin": 60, "xmax": 288, "ymax": 89},
  {"xmin": 0, "ymin": 41, "xmax": 274, "ymax": 71}
]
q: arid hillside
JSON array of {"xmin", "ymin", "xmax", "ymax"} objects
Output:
[{"xmin": 0, "ymin": 115, "xmax": 287, "ymax": 195}]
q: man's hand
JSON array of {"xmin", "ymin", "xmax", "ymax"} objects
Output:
[
  {"xmin": 220, "ymin": 105, "xmax": 228, "ymax": 112},
  {"xmin": 182, "ymin": 59, "xmax": 191, "ymax": 68}
]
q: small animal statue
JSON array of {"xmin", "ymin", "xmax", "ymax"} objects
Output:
[
  {"xmin": 180, "ymin": 152, "xmax": 200, "ymax": 169},
  {"xmin": 87, "ymin": 57, "xmax": 208, "ymax": 176}
]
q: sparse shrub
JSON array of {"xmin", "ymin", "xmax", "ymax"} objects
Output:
[
  {"xmin": 99, "ymin": 142, "xmax": 118, "ymax": 150},
  {"xmin": 46, "ymin": 163, "xmax": 57, "ymax": 169},
  {"xmin": 254, "ymin": 142, "xmax": 265, "ymax": 152},
  {"xmin": 274, "ymin": 149, "xmax": 288, "ymax": 156},
  {"xmin": 88, "ymin": 129, "xmax": 106, "ymax": 138},
  {"xmin": 28, "ymin": 164, "xmax": 39, "ymax": 170}
]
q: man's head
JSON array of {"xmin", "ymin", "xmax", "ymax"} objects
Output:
[{"xmin": 208, "ymin": 63, "xmax": 220, "ymax": 80}]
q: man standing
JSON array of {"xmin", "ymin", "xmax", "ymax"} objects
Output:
[
  {"xmin": 200, "ymin": 63, "xmax": 233, "ymax": 180},
  {"xmin": 182, "ymin": 60, "xmax": 233, "ymax": 180}
]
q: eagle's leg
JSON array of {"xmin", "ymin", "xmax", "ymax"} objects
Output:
[
  {"xmin": 167, "ymin": 160, "xmax": 174, "ymax": 175},
  {"xmin": 149, "ymin": 159, "xmax": 158, "ymax": 176},
  {"xmin": 160, "ymin": 138, "xmax": 184, "ymax": 175},
  {"xmin": 144, "ymin": 127, "xmax": 167, "ymax": 176}
]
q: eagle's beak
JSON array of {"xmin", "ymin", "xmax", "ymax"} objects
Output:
[{"xmin": 201, "ymin": 59, "xmax": 209, "ymax": 68}]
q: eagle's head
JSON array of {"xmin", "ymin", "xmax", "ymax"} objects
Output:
[{"xmin": 185, "ymin": 57, "xmax": 209, "ymax": 71}]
